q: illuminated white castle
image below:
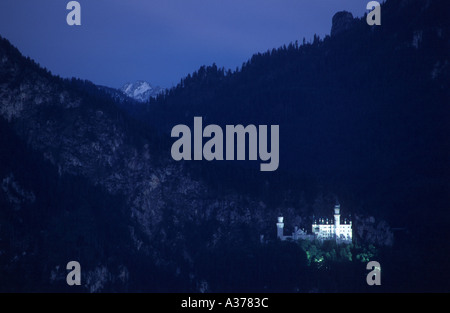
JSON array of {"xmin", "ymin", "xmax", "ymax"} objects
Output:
[{"xmin": 277, "ymin": 204, "xmax": 352, "ymax": 243}]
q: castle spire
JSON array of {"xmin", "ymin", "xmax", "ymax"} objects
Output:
[
  {"xmin": 276, "ymin": 216, "xmax": 284, "ymax": 240},
  {"xmin": 334, "ymin": 202, "xmax": 341, "ymax": 239}
]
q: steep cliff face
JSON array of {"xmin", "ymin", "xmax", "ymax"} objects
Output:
[{"xmin": 0, "ymin": 37, "xmax": 276, "ymax": 292}]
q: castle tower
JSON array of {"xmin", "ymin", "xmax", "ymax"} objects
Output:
[
  {"xmin": 334, "ymin": 203, "xmax": 341, "ymax": 239},
  {"xmin": 277, "ymin": 216, "xmax": 284, "ymax": 240}
]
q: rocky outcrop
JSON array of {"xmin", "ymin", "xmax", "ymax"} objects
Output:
[{"xmin": 331, "ymin": 11, "xmax": 355, "ymax": 36}]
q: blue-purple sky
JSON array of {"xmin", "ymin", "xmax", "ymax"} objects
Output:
[{"xmin": 0, "ymin": 0, "xmax": 367, "ymax": 88}]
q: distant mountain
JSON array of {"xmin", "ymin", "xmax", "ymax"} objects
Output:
[{"xmin": 120, "ymin": 81, "xmax": 163, "ymax": 102}]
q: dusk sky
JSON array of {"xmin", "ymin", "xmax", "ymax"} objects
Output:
[{"xmin": 0, "ymin": 0, "xmax": 367, "ymax": 88}]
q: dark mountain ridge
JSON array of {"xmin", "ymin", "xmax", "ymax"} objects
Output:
[{"xmin": 142, "ymin": 0, "xmax": 449, "ymax": 220}]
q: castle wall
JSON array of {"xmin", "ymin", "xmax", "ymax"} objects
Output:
[{"xmin": 278, "ymin": 206, "xmax": 352, "ymax": 243}]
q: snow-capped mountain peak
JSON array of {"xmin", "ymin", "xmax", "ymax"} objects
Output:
[{"xmin": 120, "ymin": 81, "xmax": 163, "ymax": 102}]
